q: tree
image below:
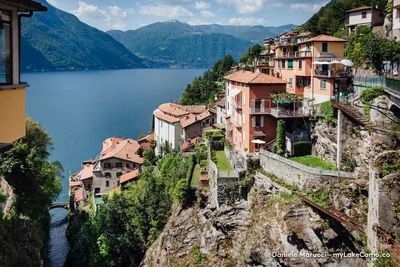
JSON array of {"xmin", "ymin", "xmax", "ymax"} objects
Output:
[
  {"xmin": 173, "ymin": 179, "xmax": 190, "ymax": 205},
  {"xmin": 273, "ymin": 120, "xmax": 286, "ymax": 155}
]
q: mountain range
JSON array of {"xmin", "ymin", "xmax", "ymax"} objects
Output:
[
  {"xmin": 21, "ymin": 1, "xmax": 296, "ymax": 70},
  {"xmin": 108, "ymin": 21, "xmax": 256, "ymax": 68},
  {"xmin": 21, "ymin": 0, "xmax": 144, "ymax": 71}
]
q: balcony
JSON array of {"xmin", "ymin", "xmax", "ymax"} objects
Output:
[
  {"xmin": 313, "ymin": 69, "xmax": 353, "ymax": 78},
  {"xmin": 230, "ymin": 116, "xmax": 242, "ymax": 128},
  {"xmin": 252, "ymin": 59, "xmax": 272, "ymax": 67},
  {"xmin": 275, "ymin": 51, "xmax": 312, "ymax": 59},
  {"xmin": 231, "ymin": 98, "xmax": 242, "ymax": 109},
  {"xmin": 275, "ymin": 39, "xmax": 297, "ymax": 46},
  {"xmin": 318, "ymin": 52, "xmax": 336, "ymax": 58},
  {"xmin": 250, "ymin": 99, "xmax": 272, "ymax": 115},
  {"xmin": 270, "ymin": 107, "xmax": 310, "ymax": 118}
]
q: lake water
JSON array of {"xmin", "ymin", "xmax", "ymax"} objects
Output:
[{"xmin": 23, "ymin": 68, "xmax": 206, "ymax": 267}]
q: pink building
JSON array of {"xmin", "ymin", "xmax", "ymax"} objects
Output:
[{"xmin": 224, "ymin": 71, "xmax": 288, "ymax": 153}]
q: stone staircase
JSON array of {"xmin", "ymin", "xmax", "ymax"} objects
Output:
[{"xmin": 333, "ymin": 102, "xmax": 371, "ymax": 127}]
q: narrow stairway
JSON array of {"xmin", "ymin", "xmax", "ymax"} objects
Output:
[{"xmin": 333, "ymin": 102, "xmax": 371, "ymax": 127}]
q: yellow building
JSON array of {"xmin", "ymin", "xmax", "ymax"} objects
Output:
[
  {"xmin": 274, "ymin": 34, "xmax": 352, "ymax": 103},
  {"xmin": 0, "ymin": 0, "xmax": 46, "ymax": 148}
]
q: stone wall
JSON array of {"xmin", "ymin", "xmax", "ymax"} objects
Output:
[
  {"xmin": 254, "ymin": 172, "xmax": 292, "ymax": 194},
  {"xmin": 259, "ymin": 150, "xmax": 355, "ymax": 191},
  {"xmin": 367, "ymin": 150, "xmax": 400, "ymax": 255}
]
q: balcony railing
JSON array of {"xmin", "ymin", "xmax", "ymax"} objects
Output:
[
  {"xmin": 313, "ymin": 69, "xmax": 353, "ymax": 78},
  {"xmin": 275, "ymin": 39, "xmax": 297, "ymax": 46},
  {"xmin": 275, "ymin": 51, "xmax": 312, "ymax": 59},
  {"xmin": 250, "ymin": 99, "xmax": 271, "ymax": 114},
  {"xmin": 230, "ymin": 116, "xmax": 242, "ymax": 128},
  {"xmin": 231, "ymin": 98, "xmax": 242, "ymax": 109},
  {"xmin": 318, "ymin": 52, "xmax": 336, "ymax": 58},
  {"xmin": 270, "ymin": 107, "xmax": 310, "ymax": 118},
  {"xmin": 286, "ymin": 131, "xmax": 310, "ymax": 142}
]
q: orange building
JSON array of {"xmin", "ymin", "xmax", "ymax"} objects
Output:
[
  {"xmin": 0, "ymin": 0, "xmax": 46, "ymax": 148},
  {"xmin": 274, "ymin": 34, "xmax": 353, "ymax": 104},
  {"xmin": 224, "ymin": 71, "xmax": 288, "ymax": 153}
]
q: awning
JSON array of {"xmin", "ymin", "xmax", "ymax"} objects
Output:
[
  {"xmin": 231, "ymin": 88, "xmax": 241, "ymax": 97},
  {"xmin": 330, "ymin": 60, "xmax": 342, "ymax": 64},
  {"xmin": 251, "ymin": 139, "xmax": 266, "ymax": 144},
  {"xmin": 341, "ymin": 59, "xmax": 354, "ymax": 67},
  {"xmin": 253, "ymin": 131, "xmax": 266, "ymax": 137},
  {"xmin": 312, "ymin": 61, "xmax": 330, "ymax": 65}
]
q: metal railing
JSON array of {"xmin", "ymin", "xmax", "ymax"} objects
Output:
[
  {"xmin": 286, "ymin": 131, "xmax": 310, "ymax": 142},
  {"xmin": 313, "ymin": 69, "xmax": 353, "ymax": 77},
  {"xmin": 276, "ymin": 51, "xmax": 312, "ymax": 58},
  {"xmin": 275, "ymin": 39, "xmax": 297, "ymax": 46},
  {"xmin": 386, "ymin": 77, "xmax": 400, "ymax": 93},
  {"xmin": 271, "ymin": 108, "xmax": 310, "ymax": 117},
  {"xmin": 353, "ymin": 76, "xmax": 386, "ymax": 87}
]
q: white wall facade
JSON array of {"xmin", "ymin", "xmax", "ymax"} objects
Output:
[
  {"xmin": 216, "ymin": 106, "xmax": 226, "ymax": 127},
  {"xmin": 154, "ymin": 116, "xmax": 183, "ymax": 155},
  {"xmin": 348, "ymin": 9, "xmax": 372, "ymax": 26},
  {"xmin": 393, "ymin": 6, "xmax": 400, "ymax": 39}
]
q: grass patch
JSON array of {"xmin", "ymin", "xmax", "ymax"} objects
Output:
[
  {"xmin": 290, "ymin": 155, "xmax": 337, "ymax": 170},
  {"xmin": 214, "ymin": 150, "xmax": 232, "ymax": 171},
  {"xmin": 191, "ymin": 165, "xmax": 201, "ymax": 188}
]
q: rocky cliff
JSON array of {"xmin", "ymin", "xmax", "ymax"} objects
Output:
[{"xmin": 140, "ymin": 180, "xmax": 367, "ymax": 267}]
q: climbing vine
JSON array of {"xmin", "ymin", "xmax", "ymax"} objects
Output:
[{"xmin": 273, "ymin": 120, "xmax": 286, "ymax": 155}]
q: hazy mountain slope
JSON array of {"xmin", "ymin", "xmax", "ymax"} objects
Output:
[{"xmin": 21, "ymin": 0, "xmax": 144, "ymax": 71}]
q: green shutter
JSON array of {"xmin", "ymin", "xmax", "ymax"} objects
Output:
[{"xmin": 288, "ymin": 60, "xmax": 293, "ymax": 68}]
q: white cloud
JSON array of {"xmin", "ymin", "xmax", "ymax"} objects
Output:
[
  {"xmin": 72, "ymin": 1, "xmax": 109, "ymax": 21},
  {"xmin": 200, "ymin": 10, "xmax": 215, "ymax": 17},
  {"xmin": 195, "ymin": 1, "xmax": 211, "ymax": 10},
  {"xmin": 229, "ymin": 17, "xmax": 265, "ymax": 25},
  {"xmin": 47, "ymin": 0, "xmax": 58, "ymax": 6},
  {"xmin": 290, "ymin": 3, "xmax": 326, "ymax": 12},
  {"xmin": 188, "ymin": 19, "xmax": 213, "ymax": 25},
  {"xmin": 109, "ymin": 6, "xmax": 134, "ymax": 20},
  {"xmin": 217, "ymin": 0, "xmax": 264, "ymax": 14},
  {"xmin": 139, "ymin": 5, "xmax": 194, "ymax": 18}
]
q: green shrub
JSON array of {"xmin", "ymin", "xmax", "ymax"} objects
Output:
[
  {"xmin": 200, "ymin": 160, "xmax": 207, "ymax": 168},
  {"xmin": 173, "ymin": 179, "xmax": 190, "ymax": 205},
  {"xmin": 194, "ymin": 144, "xmax": 208, "ymax": 162},
  {"xmin": 186, "ymin": 155, "xmax": 196, "ymax": 184},
  {"xmin": 273, "ymin": 120, "xmax": 286, "ymax": 155},
  {"xmin": 341, "ymin": 152, "xmax": 357, "ymax": 172},
  {"xmin": 319, "ymin": 101, "xmax": 334, "ymax": 123},
  {"xmin": 376, "ymin": 152, "xmax": 400, "ymax": 177},
  {"xmin": 361, "ymin": 86, "xmax": 384, "ymax": 116},
  {"xmin": 293, "ymin": 141, "xmax": 312, "ymax": 157}
]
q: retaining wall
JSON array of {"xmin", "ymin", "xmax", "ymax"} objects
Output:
[{"xmin": 259, "ymin": 150, "xmax": 356, "ymax": 191}]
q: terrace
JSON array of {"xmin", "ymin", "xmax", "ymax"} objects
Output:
[{"xmin": 275, "ymin": 51, "xmax": 312, "ymax": 59}]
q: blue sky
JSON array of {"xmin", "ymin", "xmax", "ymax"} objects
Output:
[{"xmin": 46, "ymin": 0, "xmax": 328, "ymax": 31}]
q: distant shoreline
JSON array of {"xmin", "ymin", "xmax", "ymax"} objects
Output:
[{"xmin": 21, "ymin": 67, "xmax": 210, "ymax": 74}]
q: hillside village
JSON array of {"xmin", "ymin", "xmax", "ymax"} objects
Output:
[
  {"xmin": 64, "ymin": 4, "xmax": 400, "ymax": 266},
  {"xmin": 1, "ymin": 0, "xmax": 400, "ymax": 266}
]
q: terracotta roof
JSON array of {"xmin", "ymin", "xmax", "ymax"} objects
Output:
[
  {"xmin": 140, "ymin": 142, "xmax": 151, "ymax": 150},
  {"xmin": 213, "ymin": 123, "xmax": 225, "ymax": 130},
  {"xmin": 159, "ymin": 103, "xmax": 190, "ymax": 117},
  {"xmin": 101, "ymin": 137, "xmax": 124, "ymax": 154},
  {"xmin": 180, "ymin": 111, "xmax": 211, "ymax": 128},
  {"xmin": 119, "ymin": 170, "xmax": 139, "ymax": 184},
  {"xmin": 346, "ymin": 6, "xmax": 373, "ymax": 12},
  {"xmin": 300, "ymin": 34, "xmax": 346, "ymax": 43},
  {"xmin": 70, "ymin": 181, "xmax": 83, "ymax": 187},
  {"xmin": 80, "ymin": 163, "xmax": 94, "ymax": 180},
  {"xmin": 297, "ymin": 31, "xmax": 311, "ymax": 37},
  {"xmin": 216, "ymin": 99, "xmax": 226, "ymax": 108},
  {"xmin": 74, "ymin": 188, "xmax": 84, "ymax": 202},
  {"xmin": 153, "ymin": 109, "xmax": 180, "ymax": 123},
  {"xmin": 138, "ymin": 133, "xmax": 154, "ymax": 143},
  {"xmin": 100, "ymin": 139, "xmax": 144, "ymax": 164},
  {"xmin": 224, "ymin": 71, "xmax": 286, "ymax": 84},
  {"xmin": 178, "ymin": 105, "xmax": 207, "ymax": 114},
  {"xmin": 209, "ymin": 108, "xmax": 217, "ymax": 114},
  {"xmin": 181, "ymin": 136, "xmax": 202, "ymax": 151}
]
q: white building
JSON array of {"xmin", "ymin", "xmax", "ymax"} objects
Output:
[
  {"xmin": 393, "ymin": 0, "xmax": 400, "ymax": 39},
  {"xmin": 346, "ymin": 6, "xmax": 385, "ymax": 35},
  {"xmin": 153, "ymin": 103, "xmax": 210, "ymax": 155},
  {"xmin": 214, "ymin": 98, "xmax": 226, "ymax": 130}
]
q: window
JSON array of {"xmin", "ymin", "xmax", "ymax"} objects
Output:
[
  {"xmin": 278, "ymin": 60, "xmax": 281, "ymax": 68},
  {"xmin": 103, "ymin": 163, "xmax": 111, "ymax": 169},
  {"xmin": 296, "ymin": 77, "xmax": 303, "ymax": 86},
  {"xmin": 322, "ymin": 42, "xmax": 328, "ymax": 52},
  {"xmin": 116, "ymin": 162, "xmax": 122, "ymax": 168},
  {"xmin": 106, "ymin": 181, "xmax": 110, "ymax": 187},
  {"xmin": 252, "ymin": 116, "xmax": 264, "ymax": 127},
  {"xmin": 282, "ymin": 60, "xmax": 286, "ymax": 68},
  {"xmin": 362, "ymin": 12, "xmax": 367, "ymax": 19},
  {"xmin": 0, "ymin": 10, "xmax": 12, "ymax": 84},
  {"xmin": 288, "ymin": 78, "xmax": 293, "ymax": 87},
  {"xmin": 305, "ymin": 78, "xmax": 311, "ymax": 87},
  {"xmin": 306, "ymin": 44, "xmax": 311, "ymax": 51},
  {"xmin": 116, "ymin": 172, "xmax": 122, "ymax": 177},
  {"xmin": 288, "ymin": 60, "xmax": 293, "ymax": 69},
  {"xmin": 298, "ymin": 60, "xmax": 303, "ymax": 69},
  {"xmin": 126, "ymin": 163, "xmax": 130, "ymax": 168},
  {"xmin": 105, "ymin": 172, "xmax": 111, "ymax": 177},
  {"xmin": 320, "ymin": 79, "xmax": 327, "ymax": 89}
]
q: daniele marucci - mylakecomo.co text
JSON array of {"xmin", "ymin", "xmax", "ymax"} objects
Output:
[{"xmin": 270, "ymin": 252, "xmax": 391, "ymax": 259}]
